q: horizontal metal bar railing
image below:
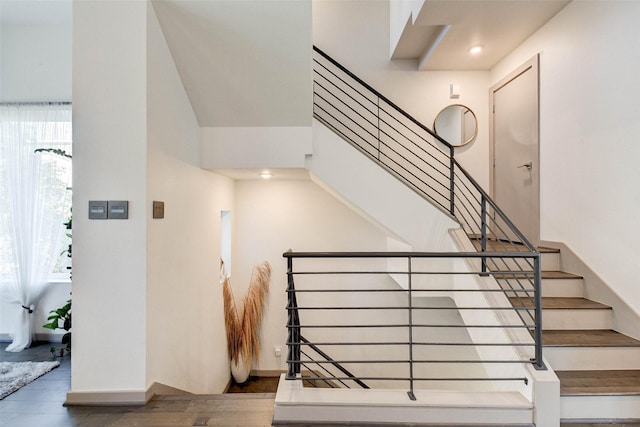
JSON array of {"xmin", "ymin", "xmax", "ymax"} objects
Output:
[
  {"xmin": 285, "ymin": 251, "xmax": 542, "ymax": 398},
  {"xmin": 313, "ymin": 46, "xmax": 452, "ymax": 149},
  {"xmin": 313, "ymin": 48, "xmax": 453, "ymax": 215},
  {"xmin": 298, "ymin": 335, "xmax": 370, "ymax": 390}
]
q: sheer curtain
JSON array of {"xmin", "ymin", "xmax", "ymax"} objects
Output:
[{"xmin": 0, "ymin": 103, "xmax": 72, "ymax": 352}]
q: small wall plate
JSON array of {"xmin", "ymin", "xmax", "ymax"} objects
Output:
[
  {"xmin": 108, "ymin": 201, "xmax": 129, "ymax": 219},
  {"xmin": 153, "ymin": 201, "xmax": 164, "ymax": 219},
  {"xmin": 88, "ymin": 201, "xmax": 108, "ymax": 219}
]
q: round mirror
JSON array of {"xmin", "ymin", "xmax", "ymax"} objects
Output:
[{"xmin": 433, "ymin": 104, "xmax": 478, "ymax": 147}]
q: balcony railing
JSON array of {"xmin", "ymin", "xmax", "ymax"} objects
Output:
[{"xmin": 285, "ymin": 251, "xmax": 542, "ymax": 400}]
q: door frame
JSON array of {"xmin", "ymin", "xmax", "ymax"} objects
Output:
[{"xmin": 489, "ymin": 54, "xmax": 540, "ymax": 246}]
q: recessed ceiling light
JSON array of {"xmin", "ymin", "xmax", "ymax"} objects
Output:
[
  {"xmin": 468, "ymin": 45, "xmax": 483, "ymax": 55},
  {"xmin": 260, "ymin": 171, "xmax": 273, "ymax": 179}
]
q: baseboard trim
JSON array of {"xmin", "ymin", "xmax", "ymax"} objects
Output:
[
  {"xmin": 66, "ymin": 381, "xmax": 199, "ymax": 406},
  {"xmin": 147, "ymin": 382, "xmax": 192, "ymax": 397},
  {"xmin": 0, "ymin": 333, "xmax": 64, "ymax": 343},
  {"xmin": 65, "ymin": 390, "xmax": 148, "ymax": 406},
  {"xmin": 252, "ymin": 369, "xmax": 286, "ymax": 377}
]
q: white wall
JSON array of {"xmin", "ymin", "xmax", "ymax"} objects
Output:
[
  {"xmin": 232, "ymin": 179, "xmax": 396, "ymax": 372},
  {"xmin": 0, "ymin": 3, "xmax": 72, "ymax": 340},
  {"xmin": 312, "ymin": 0, "xmax": 491, "ymax": 190},
  {"xmin": 491, "ymin": 1, "xmax": 640, "ymax": 315},
  {"xmin": 72, "ymin": 0, "xmax": 148, "ymax": 393},
  {"xmin": 146, "ymin": 4, "xmax": 235, "ymax": 394},
  {"xmin": 310, "ymin": 119, "xmax": 457, "ymax": 252},
  {"xmin": 0, "ymin": 23, "xmax": 71, "ymax": 102},
  {"xmin": 200, "ymin": 126, "xmax": 312, "ymax": 170}
]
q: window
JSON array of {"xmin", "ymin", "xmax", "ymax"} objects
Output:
[{"xmin": 0, "ymin": 103, "xmax": 72, "ymax": 282}]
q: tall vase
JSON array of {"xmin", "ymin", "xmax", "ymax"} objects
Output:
[{"xmin": 230, "ymin": 356, "xmax": 251, "ymax": 383}]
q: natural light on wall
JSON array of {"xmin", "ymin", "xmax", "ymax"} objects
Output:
[{"xmin": 0, "ymin": 103, "xmax": 72, "ymax": 352}]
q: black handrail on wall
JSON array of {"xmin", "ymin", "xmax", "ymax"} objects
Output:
[{"xmin": 284, "ymin": 46, "xmax": 545, "ymax": 397}]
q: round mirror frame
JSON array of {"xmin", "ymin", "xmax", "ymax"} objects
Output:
[{"xmin": 433, "ymin": 104, "xmax": 478, "ymax": 147}]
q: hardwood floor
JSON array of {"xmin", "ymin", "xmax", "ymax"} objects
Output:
[
  {"xmin": 0, "ymin": 342, "xmax": 276, "ymax": 427},
  {"xmin": 2, "ymin": 342, "xmax": 639, "ymax": 426}
]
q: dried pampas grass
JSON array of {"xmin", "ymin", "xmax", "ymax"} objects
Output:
[{"xmin": 221, "ymin": 260, "xmax": 271, "ymax": 370}]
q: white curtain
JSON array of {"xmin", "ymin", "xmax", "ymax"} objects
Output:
[{"xmin": 0, "ymin": 103, "xmax": 72, "ymax": 352}]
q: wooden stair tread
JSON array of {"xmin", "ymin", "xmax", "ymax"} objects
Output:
[
  {"xmin": 470, "ymin": 240, "xmax": 558, "ymax": 254},
  {"xmin": 492, "ymin": 270, "xmax": 582, "ymax": 280},
  {"xmin": 540, "ymin": 270, "xmax": 582, "ymax": 280},
  {"xmin": 467, "ymin": 235, "xmax": 558, "ymax": 253},
  {"xmin": 556, "ymin": 370, "xmax": 640, "ymax": 396},
  {"xmin": 542, "ymin": 330, "xmax": 640, "ymax": 347},
  {"xmin": 510, "ymin": 297, "xmax": 610, "ymax": 310}
]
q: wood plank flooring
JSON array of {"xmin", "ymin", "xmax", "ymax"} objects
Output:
[{"xmin": 1, "ymin": 342, "xmax": 637, "ymax": 426}]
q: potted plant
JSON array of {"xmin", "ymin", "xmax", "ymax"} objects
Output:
[{"xmin": 43, "ymin": 297, "xmax": 71, "ymax": 357}]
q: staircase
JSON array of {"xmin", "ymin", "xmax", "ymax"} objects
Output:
[
  {"xmin": 502, "ymin": 245, "xmax": 640, "ymax": 421},
  {"xmin": 293, "ymin": 45, "xmax": 640, "ymax": 425}
]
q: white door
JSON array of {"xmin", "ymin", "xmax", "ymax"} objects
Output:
[{"xmin": 490, "ymin": 55, "xmax": 539, "ymax": 246}]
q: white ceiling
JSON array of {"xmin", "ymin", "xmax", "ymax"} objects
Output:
[
  {"xmin": 3, "ymin": 0, "xmax": 571, "ymax": 127},
  {"xmin": 392, "ymin": 0, "xmax": 570, "ymax": 70},
  {"xmin": 151, "ymin": 0, "xmax": 312, "ymax": 128}
]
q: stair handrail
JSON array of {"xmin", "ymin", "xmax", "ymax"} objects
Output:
[{"xmin": 313, "ymin": 46, "xmax": 452, "ymax": 150}]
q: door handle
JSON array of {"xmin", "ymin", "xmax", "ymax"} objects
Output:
[{"xmin": 517, "ymin": 162, "xmax": 532, "ymax": 171}]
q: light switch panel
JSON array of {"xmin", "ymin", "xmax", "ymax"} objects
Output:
[
  {"xmin": 88, "ymin": 201, "xmax": 108, "ymax": 219},
  {"xmin": 108, "ymin": 201, "xmax": 129, "ymax": 219}
]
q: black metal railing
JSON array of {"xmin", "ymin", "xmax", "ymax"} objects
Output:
[
  {"xmin": 285, "ymin": 46, "xmax": 545, "ymax": 397},
  {"xmin": 298, "ymin": 335, "xmax": 370, "ymax": 390},
  {"xmin": 285, "ymin": 252, "xmax": 541, "ymax": 400},
  {"xmin": 313, "ymin": 46, "xmax": 454, "ymax": 215}
]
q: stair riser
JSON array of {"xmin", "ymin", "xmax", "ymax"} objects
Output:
[
  {"xmin": 489, "ymin": 253, "xmax": 559, "ymax": 274},
  {"xmin": 502, "ymin": 278, "xmax": 584, "ymax": 299},
  {"xmin": 273, "ymin": 404, "xmax": 533, "ymax": 425},
  {"xmin": 541, "ymin": 279, "xmax": 584, "ymax": 298},
  {"xmin": 542, "ymin": 309, "xmax": 612, "ymax": 330},
  {"xmin": 561, "ymin": 394, "xmax": 640, "ymax": 420},
  {"xmin": 541, "ymin": 252, "xmax": 560, "ymax": 271},
  {"xmin": 545, "ymin": 347, "xmax": 640, "ymax": 370}
]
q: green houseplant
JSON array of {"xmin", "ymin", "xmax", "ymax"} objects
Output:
[{"xmin": 43, "ymin": 298, "xmax": 71, "ymax": 357}]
